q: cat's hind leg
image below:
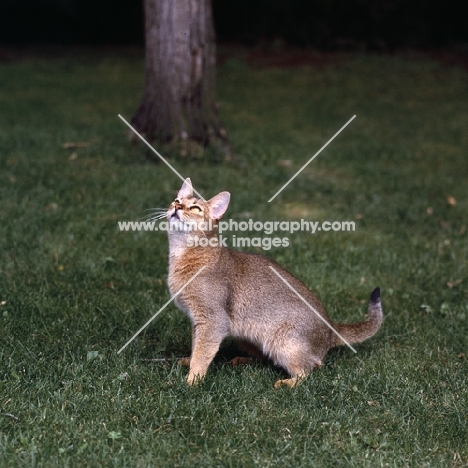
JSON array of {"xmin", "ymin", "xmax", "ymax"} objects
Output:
[
  {"xmin": 273, "ymin": 347, "xmax": 322, "ymax": 389},
  {"xmin": 274, "ymin": 374, "xmax": 306, "ymax": 389}
]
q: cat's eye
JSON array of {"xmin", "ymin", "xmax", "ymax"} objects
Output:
[{"xmin": 189, "ymin": 206, "xmax": 202, "ymax": 213}]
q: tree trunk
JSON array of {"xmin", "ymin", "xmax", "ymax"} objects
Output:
[{"xmin": 131, "ymin": 0, "xmax": 227, "ymax": 152}]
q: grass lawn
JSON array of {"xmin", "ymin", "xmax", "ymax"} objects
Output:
[{"xmin": 0, "ymin": 46, "xmax": 467, "ymax": 466}]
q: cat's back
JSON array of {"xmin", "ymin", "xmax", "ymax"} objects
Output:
[
  {"xmin": 218, "ymin": 247, "xmax": 325, "ymax": 313},
  {"xmin": 170, "ymin": 245, "xmax": 325, "ymax": 320}
]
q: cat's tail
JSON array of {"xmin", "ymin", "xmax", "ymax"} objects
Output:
[{"xmin": 331, "ymin": 287, "xmax": 383, "ymax": 348}]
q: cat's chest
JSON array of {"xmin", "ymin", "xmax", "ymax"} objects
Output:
[
  {"xmin": 167, "ymin": 270, "xmax": 192, "ymax": 318},
  {"xmin": 167, "ymin": 253, "xmax": 207, "ymax": 315}
]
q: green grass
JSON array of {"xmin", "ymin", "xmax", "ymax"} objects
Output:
[{"xmin": 1, "ymin": 47, "xmax": 467, "ymax": 466}]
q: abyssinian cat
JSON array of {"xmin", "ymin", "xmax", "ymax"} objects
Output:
[{"xmin": 166, "ymin": 178, "xmax": 383, "ymax": 388}]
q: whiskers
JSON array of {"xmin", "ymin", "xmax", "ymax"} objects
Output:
[
  {"xmin": 139, "ymin": 207, "xmax": 213, "ymax": 239},
  {"xmin": 140, "ymin": 208, "xmax": 168, "ymax": 223}
]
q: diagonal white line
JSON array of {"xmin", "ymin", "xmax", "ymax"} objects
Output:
[
  {"xmin": 268, "ymin": 115, "xmax": 356, "ymax": 202},
  {"xmin": 118, "ymin": 114, "xmax": 206, "ymax": 201},
  {"xmin": 117, "ymin": 266, "xmax": 206, "ymax": 354},
  {"xmin": 268, "ymin": 266, "xmax": 357, "ymax": 353}
]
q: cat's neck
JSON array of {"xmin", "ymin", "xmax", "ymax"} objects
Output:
[{"xmin": 168, "ymin": 229, "xmax": 221, "ymax": 267}]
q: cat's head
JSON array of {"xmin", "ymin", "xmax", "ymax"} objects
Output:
[{"xmin": 167, "ymin": 178, "xmax": 230, "ymax": 234}]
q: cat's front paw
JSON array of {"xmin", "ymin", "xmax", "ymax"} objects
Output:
[
  {"xmin": 177, "ymin": 357, "xmax": 191, "ymax": 367},
  {"xmin": 186, "ymin": 372, "xmax": 203, "ymax": 386},
  {"xmin": 230, "ymin": 356, "xmax": 255, "ymax": 366}
]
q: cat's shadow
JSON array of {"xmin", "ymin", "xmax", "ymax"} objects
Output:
[
  {"xmin": 214, "ymin": 341, "xmax": 374, "ymax": 377},
  {"xmin": 210, "ymin": 339, "xmax": 288, "ymax": 377}
]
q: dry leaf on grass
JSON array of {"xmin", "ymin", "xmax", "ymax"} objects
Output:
[
  {"xmin": 446, "ymin": 196, "xmax": 457, "ymax": 206},
  {"xmin": 446, "ymin": 279, "xmax": 462, "ymax": 289}
]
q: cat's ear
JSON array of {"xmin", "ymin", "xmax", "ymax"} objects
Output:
[
  {"xmin": 177, "ymin": 178, "xmax": 193, "ymax": 199},
  {"xmin": 208, "ymin": 192, "xmax": 230, "ymax": 219}
]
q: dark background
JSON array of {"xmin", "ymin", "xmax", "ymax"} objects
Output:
[{"xmin": 0, "ymin": 0, "xmax": 467, "ymax": 50}]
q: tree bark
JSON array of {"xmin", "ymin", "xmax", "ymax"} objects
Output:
[{"xmin": 131, "ymin": 0, "xmax": 227, "ymax": 151}]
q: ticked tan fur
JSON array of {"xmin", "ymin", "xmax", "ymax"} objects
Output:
[{"xmin": 166, "ymin": 178, "xmax": 383, "ymax": 388}]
